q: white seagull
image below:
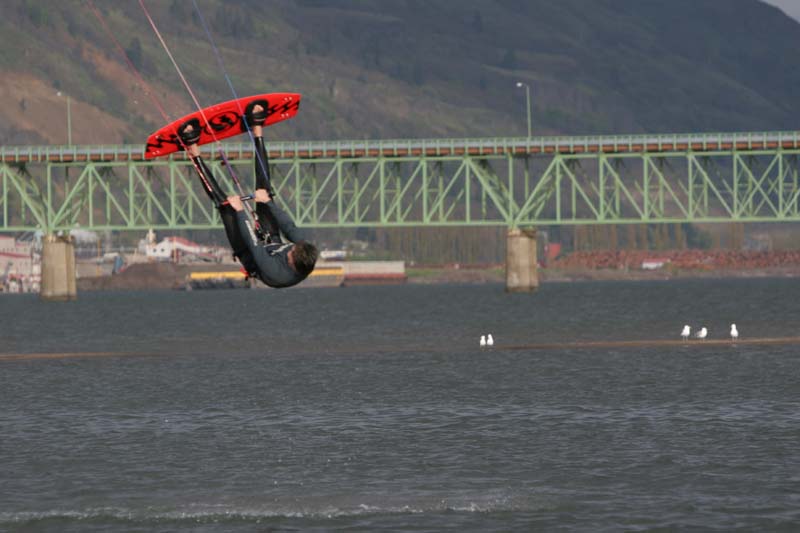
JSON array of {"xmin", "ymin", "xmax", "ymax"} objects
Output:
[
  {"xmin": 487, "ymin": 334, "xmax": 494, "ymax": 347},
  {"xmin": 681, "ymin": 325, "xmax": 691, "ymax": 341},
  {"xmin": 480, "ymin": 335, "xmax": 487, "ymax": 347},
  {"xmin": 696, "ymin": 327, "xmax": 708, "ymax": 340},
  {"xmin": 730, "ymin": 324, "xmax": 739, "ymax": 341}
]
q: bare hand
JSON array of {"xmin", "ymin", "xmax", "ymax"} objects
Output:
[
  {"xmin": 227, "ymin": 195, "xmax": 244, "ymax": 211},
  {"xmin": 254, "ymin": 189, "xmax": 271, "ymax": 203}
]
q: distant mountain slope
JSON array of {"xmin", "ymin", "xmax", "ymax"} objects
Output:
[{"xmin": 0, "ymin": 0, "xmax": 798, "ymax": 146}]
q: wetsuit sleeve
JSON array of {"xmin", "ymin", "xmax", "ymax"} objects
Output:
[
  {"xmin": 265, "ymin": 201, "xmax": 307, "ymax": 243},
  {"xmin": 191, "ymin": 155, "xmax": 226, "ymax": 206},
  {"xmin": 251, "ymin": 136, "xmax": 283, "ymax": 242},
  {"xmin": 253, "ymin": 136, "xmax": 272, "ymax": 192}
]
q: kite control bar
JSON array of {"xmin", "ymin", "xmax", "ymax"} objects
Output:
[{"xmin": 221, "ymin": 194, "xmax": 254, "ymax": 207}]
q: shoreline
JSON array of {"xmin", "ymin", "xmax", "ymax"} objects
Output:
[
  {"xmin": 406, "ymin": 265, "xmax": 800, "ymax": 284},
  {"xmin": 70, "ymin": 261, "xmax": 800, "ymax": 291}
]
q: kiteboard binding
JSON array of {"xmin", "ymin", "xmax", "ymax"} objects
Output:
[{"xmin": 244, "ymin": 100, "xmax": 268, "ymax": 127}]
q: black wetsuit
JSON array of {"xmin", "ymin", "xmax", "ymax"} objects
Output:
[
  {"xmin": 232, "ymin": 200, "xmax": 309, "ymax": 288},
  {"xmin": 190, "ymin": 136, "xmax": 311, "ymax": 288}
]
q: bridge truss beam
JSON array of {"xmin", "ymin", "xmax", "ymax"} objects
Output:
[{"xmin": 2, "ymin": 146, "xmax": 800, "ymax": 233}]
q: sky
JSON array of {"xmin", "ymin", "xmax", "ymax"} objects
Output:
[{"xmin": 761, "ymin": 0, "xmax": 800, "ymax": 22}]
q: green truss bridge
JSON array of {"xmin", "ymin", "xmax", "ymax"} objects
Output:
[{"xmin": 3, "ymin": 130, "xmax": 800, "ymax": 233}]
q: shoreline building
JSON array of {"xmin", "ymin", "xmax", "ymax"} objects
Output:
[{"xmin": 0, "ymin": 235, "xmax": 40, "ymax": 293}]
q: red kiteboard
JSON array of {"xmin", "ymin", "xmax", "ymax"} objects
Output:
[{"xmin": 144, "ymin": 92, "xmax": 301, "ymax": 159}]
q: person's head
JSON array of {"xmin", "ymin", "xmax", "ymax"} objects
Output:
[{"xmin": 290, "ymin": 241, "xmax": 319, "ymax": 277}]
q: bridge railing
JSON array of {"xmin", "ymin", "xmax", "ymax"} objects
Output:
[{"xmin": 3, "ymin": 130, "xmax": 800, "ymax": 163}]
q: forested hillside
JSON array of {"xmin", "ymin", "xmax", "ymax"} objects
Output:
[{"xmin": 0, "ymin": 0, "xmax": 798, "ymax": 146}]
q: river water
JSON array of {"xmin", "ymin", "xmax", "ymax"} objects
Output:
[{"xmin": 2, "ymin": 279, "xmax": 800, "ymax": 531}]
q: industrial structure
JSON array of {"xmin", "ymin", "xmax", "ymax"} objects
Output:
[{"xmin": 2, "ymin": 131, "xmax": 799, "ymax": 297}]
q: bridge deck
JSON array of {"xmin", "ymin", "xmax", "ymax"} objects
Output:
[{"xmin": 3, "ymin": 131, "xmax": 800, "ymax": 163}]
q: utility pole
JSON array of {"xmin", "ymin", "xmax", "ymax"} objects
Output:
[
  {"xmin": 515, "ymin": 81, "xmax": 531, "ymax": 138},
  {"xmin": 57, "ymin": 91, "xmax": 72, "ymax": 145}
]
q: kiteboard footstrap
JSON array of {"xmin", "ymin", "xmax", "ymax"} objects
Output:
[
  {"xmin": 245, "ymin": 99, "xmax": 268, "ymax": 127},
  {"xmin": 178, "ymin": 119, "xmax": 202, "ymax": 146}
]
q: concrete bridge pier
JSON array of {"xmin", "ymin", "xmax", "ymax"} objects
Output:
[
  {"xmin": 505, "ymin": 228, "xmax": 538, "ymax": 293},
  {"xmin": 40, "ymin": 234, "xmax": 77, "ymax": 301}
]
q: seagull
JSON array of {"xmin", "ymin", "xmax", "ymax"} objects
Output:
[
  {"xmin": 681, "ymin": 325, "xmax": 691, "ymax": 341},
  {"xmin": 730, "ymin": 324, "xmax": 739, "ymax": 341},
  {"xmin": 696, "ymin": 327, "xmax": 708, "ymax": 340},
  {"xmin": 487, "ymin": 334, "xmax": 494, "ymax": 346},
  {"xmin": 480, "ymin": 335, "xmax": 486, "ymax": 347}
]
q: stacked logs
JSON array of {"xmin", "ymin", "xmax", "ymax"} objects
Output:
[{"xmin": 549, "ymin": 250, "xmax": 800, "ymax": 270}]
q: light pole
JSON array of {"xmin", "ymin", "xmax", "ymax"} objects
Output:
[
  {"xmin": 56, "ymin": 91, "xmax": 72, "ymax": 145},
  {"xmin": 515, "ymin": 81, "xmax": 531, "ymax": 139}
]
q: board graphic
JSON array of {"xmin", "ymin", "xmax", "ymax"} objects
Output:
[{"xmin": 145, "ymin": 93, "xmax": 301, "ymax": 159}]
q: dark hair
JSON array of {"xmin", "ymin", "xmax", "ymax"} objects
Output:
[{"xmin": 292, "ymin": 241, "xmax": 319, "ymax": 277}]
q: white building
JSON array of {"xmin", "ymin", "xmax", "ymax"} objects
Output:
[{"xmin": 0, "ymin": 236, "xmax": 38, "ymax": 292}]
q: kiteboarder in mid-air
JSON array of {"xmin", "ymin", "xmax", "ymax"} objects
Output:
[{"xmin": 179, "ymin": 104, "xmax": 318, "ymax": 288}]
